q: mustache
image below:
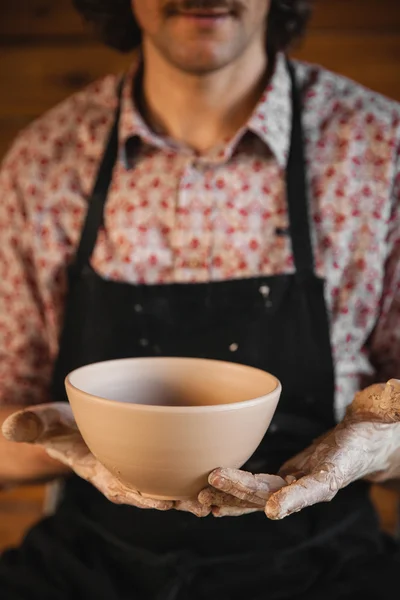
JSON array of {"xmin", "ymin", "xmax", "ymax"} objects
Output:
[{"xmin": 163, "ymin": 0, "xmax": 244, "ymax": 16}]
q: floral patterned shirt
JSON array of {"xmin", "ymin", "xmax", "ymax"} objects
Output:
[{"xmin": 1, "ymin": 53, "xmax": 400, "ymax": 420}]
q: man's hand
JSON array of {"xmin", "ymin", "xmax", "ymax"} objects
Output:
[
  {"xmin": 200, "ymin": 379, "xmax": 400, "ymax": 519},
  {"xmin": 2, "ymin": 403, "xmax": 210, "ymax": 516},
  {"xmin": 199, "ymin": 471, "xmax": 287, "ymax": 517}
]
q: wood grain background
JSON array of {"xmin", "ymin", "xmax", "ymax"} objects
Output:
[{"xmin": 0, "ymin": 0, "xmax": 399, "ymax": 550}]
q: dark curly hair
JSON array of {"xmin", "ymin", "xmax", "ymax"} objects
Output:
[{"xmin": 72, "ymin": 0, "xmax": 313, "ymax": 54}]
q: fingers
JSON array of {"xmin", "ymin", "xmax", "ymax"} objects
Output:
[
  {"xmin": 118, "ymin": 490, "xmax": 173, "ymax": 511},
  {"xmin": 208, "ymin": 468, "xmax": 287, "ymax": 505},
  {"xmin": 46, "ymin": 438, "xmax": 175, "ymax": 512},
  {"xmin": 199, "ymin": 487, "xmax": 263, "ymax": 517},
  {"xmin": 105, "ymin": 486, "xmax": 174, "ymax": 511},
  {"xmin": 347, "ymin": 380, "xmax": 400, "ymax": 423},
  {"xmin": 81, "ymin": 461, "xmax": 175, "ymax": 511},
  {"xmin": 174, "ymin": 499, "xmax": 212, "ymax": 517},
  {"xmin": 38, "ymin": 428, "xmax": 174, "ymax": 514},
  {"xmin": 265, "ymin": 468, "xmax": 340, "ymax": 520},
  {"xmin": 198, "ymin": 487, "xmax": 264, "ymax": 508},
  {"xmin": 74, "ymin": 455, "xmax": 175, "ymax": 511},
  {"xmin": 51, "ymin": 447, "xmax": 174, "ymax": 511},
  {"xmin": 44, "ymin": 433, "xmax": 92, "ymax": 468},
  {"xmin": 212, "ymin": 506, "xmax": 261, "ymax": 518},
  {"xmin": 2, "ymin": 403, "xmax": 77, "ymax": 444},
  {"xmin": 376, "ymin": 379, "xmax": 400, "ymax": 423}
]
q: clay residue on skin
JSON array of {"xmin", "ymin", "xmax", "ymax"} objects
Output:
[
  {"xmin": 2, "ymin": 410, "xmax": 44, "ymax": 443},
  {"xmin": 174, "ymin": 498, "xmax": 211, "ymax": 517},
  {"xmin": 209, "ymin": 378, "xmax": 400, "ymax": 521},
  {"xmin": 209, "ymin": 468, "xmax": 286, "ymax": 504},
  {"xmin": 347, "ymin": 379, "xmax": 400, "ymax": 423}
]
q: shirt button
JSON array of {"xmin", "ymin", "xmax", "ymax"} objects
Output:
[
  {"xmin": 269, "ymin": 424, "xmax": 278, "ymax": 434},
  {"xmin": 140, "ymin": 339, "xmax": 149, "ymax": 347},
  {"xmin": 229, "ymin": 343, "xmax": 239, "ymax": 352},
  {"xmin": 134, "ymin": 304, "xmax": 143, "ymax": 313}
]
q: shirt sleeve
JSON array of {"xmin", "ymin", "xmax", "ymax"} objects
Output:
[
  {"xmin": 367, "ymin": 145, "xmax": 400, "ymax": 383},
  {"xmin": 0, "ymin": 140, "xmax": 55, "ymax": 407}
]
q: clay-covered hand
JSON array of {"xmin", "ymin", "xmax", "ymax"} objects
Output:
[
  {"xmin": 198, "ymin": 472, "xmax": 287, "ymax": 517},
  {"xmin": 201, "ymin": 379, "xmax": 400, "ymax": 519},
  {"xmin": 2, "ymin": 403, "xmax": 210, "ymax": 516}
]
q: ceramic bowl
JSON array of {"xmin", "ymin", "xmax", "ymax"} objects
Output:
[{"xmin": 65, "ymin": 357, "xmax": 282, "ymax": 500}]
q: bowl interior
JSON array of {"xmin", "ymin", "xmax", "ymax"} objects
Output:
[{"xmin": 67, "ymin": 357, "xmax": 279, "ymax": 409}]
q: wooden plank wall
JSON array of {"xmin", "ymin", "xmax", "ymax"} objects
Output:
[
  {"xmin": 0, "ymin": 0, "xmax": 399, "ymax": 551},
  {"xmin": 0, "ymin": 486, "xmax": 47, "ymax": 551}
]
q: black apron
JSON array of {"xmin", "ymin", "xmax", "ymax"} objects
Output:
[{"xmin": 1, "ymin": 61, "xmax": 398, "ymax": 600}]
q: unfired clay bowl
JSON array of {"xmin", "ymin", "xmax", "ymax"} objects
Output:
[{"xmin": 65, "ymin": 357, "xmax": 281, "ymax": 500}]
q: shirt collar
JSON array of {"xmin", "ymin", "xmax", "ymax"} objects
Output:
[
  {"xmin": 75, "ymin": 55, "xmax": 162, "ymax": 163},
  {"xmin": 77, "ymin": 53, "xmax": 292, "ymax": 169},
  {"xmin": 119, "ymin": 52, "xmax": 292, "ymax": 168},
  {"xmin": 247, "ymin": 53, "xmax": 292, "ymax": 168},
  {"xmin": 118, "ymin": 59, "xmax": 165, "ymax": 152}
]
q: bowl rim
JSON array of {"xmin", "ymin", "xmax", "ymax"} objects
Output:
[{"xmin": 65, "ymin": 357, "xmax": 282, "ymax": 414}]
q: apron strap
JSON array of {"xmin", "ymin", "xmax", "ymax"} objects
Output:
[
  {"xmin": 286, "ymin": 59, "xmax": 315, "ymax": 279},
  {"xmin": 73, "ymin": 78, "xmax": 124, "ymax": 272},
  {"xmin": 73, "ymin": 62, "xmax": 316, "ymax": 280}
]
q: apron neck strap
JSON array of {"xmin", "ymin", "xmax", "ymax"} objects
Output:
[
  {"xmin": 74, "ymin": 62, "xmax": 316, "ymax": 278},
  {"xmin": 285, "ymin": 59, "xmax": 315, "ymax": 279},
  {"xmin": 73, "ymin": 78, "xmax": 124, "ymax": 271}
]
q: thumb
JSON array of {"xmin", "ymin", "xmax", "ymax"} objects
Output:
[
  {"xmin": 265, "ymin": 468, "xmax": 340, "ymax": 520},
  {"xmin": 2, "ymin": 403, "xmax": 77, "ymax": 444}
]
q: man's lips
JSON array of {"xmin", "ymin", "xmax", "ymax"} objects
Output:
[
  {"xmin": 181, "ymin": 10, "xmax": 230, "ymax": 15},
  {"xmin": 171, "ymin": 8, "xmax": 233, "ymax": 19}
]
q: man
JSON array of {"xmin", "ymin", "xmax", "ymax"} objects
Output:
[{"xmin": 1, "ymin": 0, "xmax": 400, "ymax": 598}]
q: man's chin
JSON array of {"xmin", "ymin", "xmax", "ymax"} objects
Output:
[{"xmin": 163, "ymin": 45, "xmax": 242, "ymax": 75}]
